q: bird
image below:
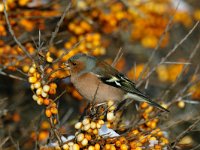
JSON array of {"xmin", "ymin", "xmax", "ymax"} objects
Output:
[{"xmin": 66, "ymin": 53, "xmax": 169, "ymax": 112}]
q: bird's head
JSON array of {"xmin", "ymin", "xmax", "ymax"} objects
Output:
[{"xmin": 66, "ymin": 53, "xmax": 96, "ymax": 76}]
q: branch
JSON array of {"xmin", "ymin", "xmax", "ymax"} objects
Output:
[
  {"xmin": 47, "ymin": 2, "xmax": 71, "ymax": 50},
  {"xmin": 170, "ymin": 117, "xmax": 200, "ymax": 149},
  {"xmin": 136, "ymin": 21, "xmax": 200, "ymax": 88},
  {"xmin": 2, "ymin": 0, "xmax": 34, "ymax": 62}
]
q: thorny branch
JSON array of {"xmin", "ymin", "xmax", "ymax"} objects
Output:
[
  {"xmin": 136, "ymin": 21, "xmax": 200, "ymax": 88},
  {"xmin": 2, "ymin": 0, "xmax": 34, "ymax": 62}
]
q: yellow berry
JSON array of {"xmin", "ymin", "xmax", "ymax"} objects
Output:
[
  {"xmin": 75, "ymin": 122, "xmax": 82, "ymax": 129},
  {"xmin": 72, "ymin": 144, "xmax": 80, "ymax": 150},
  {"xmin": 178, "ymin": 101, "xmax": 185, "ymax": 108},
  {"xmin": 88, "ymin": 146, "xmax": 95, "ymax": 150},
  {"xmin": 81, "ymin": 138, "xmax": 88, "ymax": 146},
  {"xmin": 120, "ymin": 144, "xmax": 128, "ymax": 150},
  {"xmin": 94, "ymin": 144, "xmax": 100, "ymax": 150},
  {"xmin": 108, "ymin": 100, "xmax": 114, "ymax": 107},
  {"xmin": 45, "ymin": 109, "xmax": 52, "ymax": 117},
  {"xmin": 83, "ymin": 124, "xmax": 91, "ymax": 131},
  {"xmin": 32, "ymin": 94, "xmax": 38, "ymax": 101},
  {"xmin": 105, "ymin": 144, "xmax": 111, "ymax": 150},
  {"xmin": 98, "ymin": 120, "xmax": 104, "ymax": 125},
  {"xmin": 34, "ymin": 81, "xmax": 41, "ymax": 89},
  {"xmin": 28, "ymin": 76, "xmax": 37, "ymax": 83},
  {"xmin": 77, "ymin": 133, "xmax": 84, "ymax": 142},
  {"xmin": 82, "ymin": 118, "xmax": 90, "ymax": 125},
  {"xmin": 50, "ymin": 107, "xmax": 58, "ymax": 114},
  {"xmin": 43, "ymin": 85, "xmax": 50, "ymax": 93},
  {"xmin": 36, "ymin": 87, "xmax": 43, "ymax": 95},
  {"xmin": 41, "ymin": 91, "xmax": 48, "ymax": 98},
  {"xmin": 47, "ymin": 56, "xmax": 53, "ymax": 63},
  {"xmin": 90, "ymin": 122, "xmax": 97, "ymax": 129},
  {"xmin": 107, "ymin": 112, "xmax": 115, "ymax": 122},
  {"xmin": 93, "ymin": 129, "xmax": 98, "ymax": 135},
  {"xmin": 29, "ymin": 67, "xmax": 36, "ymax": 74},
  {"xmin": 62, "ymin": 144, "xmax": 69, "ymax": 150},
  {"xmin": 96, "ymin": 123, "xmax": 101, "ymax": 129},
  {"xmin": 37, "ymin": 97, "xmax": 43, "ymax": 105}
]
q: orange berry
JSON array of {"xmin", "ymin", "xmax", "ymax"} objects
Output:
[
  {"xmin": 50, "ymin": 107, "xmax": 58, "ymax": 114},
  {"xmin": 43, "ymin": 99, "xmax": 50, "ymax": 105},
  {"xmin": 45, "ymin": 109, "xmax": 52, "ymax": 117}
]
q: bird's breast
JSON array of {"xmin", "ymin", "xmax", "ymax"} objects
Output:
[{"xmin": 71, "ymin": 73, "xmax": 124, "ymax": 102}]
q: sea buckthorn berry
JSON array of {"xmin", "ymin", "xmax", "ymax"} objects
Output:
[
  {"xmin": 115, "ymin": 140, "xmax": 121, "ymax": 147},
  {"xmin": 107, "ymin": 112, "xmax": 115, "ymax": 121},
  {"xmin": 43, "ymin": 85, "xmax": 50, "ymax": 93},
  {"xmin": 82, "ymin": 118, "xmax": 90, "ymax": 125},
  {"xmin": 93, "ymin": 129, "xmax": 98, "ymax": 135},
  {"xmin": 85, "ymin": 134, "xmax": 91, "ymax": 141},
  {"xmin": 50, "ymin": 107, "xmax": 58, "ymax": 114},
  {"xmin": 83, "ymin": 124, "xmax": 91, "ymax": 131},
  {"xmin": 36, "ymin": 87, "xmax": 43, "ymax": 95},
  {"xmin": 120, "ymin": 144, "xmax": 128, "ymax": 150},
  {"xmin": 75, "ymin": 122, "xmax": 82, "ymax": 129},
  {"xmin": 81, "ymin": 138, "xmax": 88, "ymax": 146},
  {"xmin": 45, "ymin": 109, "xmax": 52, "ymax": 117},
  {"xmin": 98, "ymin": 120, "xmax": 104, "ymax": 125},
  {"xmin": 30, "ymin": 84, "xmax": 35, "ymax": 90},
  {"xmin": 178, "ymin": 101, "xmax": 185, "ymax": 108},
  {"xmin": 77, "ymin": 133, "xmax": 84, "ymax": 142},
  {"xmin": 43, "ymin": 98, "xmax": 50, "ymax": 105},
  {"xmin": 32, "ymin": 94, "xmax": 38, "ymax": 101},
  {"xmin": 88, "ymin": 146, "xmax": 95, "ymax": 150},
  {"xmin": 34, "ymin": 81, "xmax": 41, "ymax": 89},
  {"xmin": 29, "ymin": 67, "xmax": 36, "ymax": 74},
  {"xmin": 105, "ymin": 144, "xmax": 111, "ymax": 150},
  {"xmin": 47, "ymin": 56, "xmax": 53, "ymax": 63},
  {"xmin": 41, "ymin": 91, "xmax": 48, "ymax": 98},
  {"xmin": 22, "ymin": 65, "xmax": 30, "ymax": 73},
  {"xmin": 28, "ymin": 76, "xmax": 37, "ymax": 83},
  {"xmin": 90, "ymin": 122, "xmax": 96, "ymax": 129},
  {"xmin": 63, "ymin": 144, "xmax": 69, "ymax": 150},
  {"xmin": 37, "ymin": 97, "xmax": 43, "ymax": 105},
  {"xmin": 96, "ymin": 123, "xmax": 101, "ymax": 129},
  {"xmin": 94, "ymin": 143, "xmax": 100, "ymax": 150},
  {"xmin": 72, "ymin": 144, "xmax": 80, "ymax": 150}
]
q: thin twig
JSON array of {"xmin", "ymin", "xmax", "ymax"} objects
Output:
[
  {"xmin": 48, "ymin": 2, "xmax": 71, "ymax": 50},
  {"xmin": 112, "ymin": 48, "xmax": 123, "ymax": 67},
  {"xmin": 161, "ymin": 38, "xmax": 200, "ymax": 100},
  {"xmin": 170, "ymin": 117, "xmax": 200, "ymax": 149},
  {"xmin": 3, "ymin": 0, "xmax": 34, "ymax": 62},
  {"xmin": 0, "ymin": 71, "xmax": 26, "ymax": 81},
  {"xmin": 137, "ymin": 0, "xmax": 180, "ymax": 83},
  {"xmin": 136, "ymin": 21, "xmax": 199, "ymax": 88}
]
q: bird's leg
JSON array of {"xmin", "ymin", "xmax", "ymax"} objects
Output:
[{"xmin": 79, "ymin": 101, "xmax": 91, "ymax": 121}]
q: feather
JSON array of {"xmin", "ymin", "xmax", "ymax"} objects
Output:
[{"xmin": 93, "ymin": 61, "xmax": 169, "ymax": 112}]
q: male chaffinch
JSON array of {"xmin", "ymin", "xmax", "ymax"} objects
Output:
[{"xmin": 66, "ymin": 53, "xmax": 169, "ymax": 112}]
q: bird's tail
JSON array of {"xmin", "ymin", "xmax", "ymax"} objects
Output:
[{"xmin": 124, "ymin": 93, "xmax": 169, "ymax": 112}]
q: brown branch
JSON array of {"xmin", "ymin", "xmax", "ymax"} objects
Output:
[
  {"xmin": 170, "ymin": 117, "xmax": 200, "ymax": 149},
  {"xmin": 136, "ymin": 21, "xmax": 200, "ymax": 88},
  {"xmin": 112, "ymin": 47, "xmax": 123, "ymax": 67},
  {"xmin": 2, "ymin": 0, "xmax": 34, "ymax": 62},
  {"xmin": 47, "ymin": 2, "xmax": 71, "ymax": 50},
  {"xmin": 0, "ymin": 71, "xmax": 26, "ymax": 81},
  {"xmin": 137, "ymin": 0, "xmax": 179, "ymax": 83},
  {"xmin": 161, "ymin": 38, "xmax": 200, "ymax": 100}
]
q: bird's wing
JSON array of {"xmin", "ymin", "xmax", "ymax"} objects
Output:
[
  {"xmin": 92, "ymin": 61, "xmax": 147, "ymax": 97},
  {"xmin": 92, "ymin": 61, "xmax": 169, "ymax": 112}
]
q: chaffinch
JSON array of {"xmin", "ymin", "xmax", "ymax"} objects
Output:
[{"xmin": 66, "ymin": 53, "xmax": 169, "ymax": 112}]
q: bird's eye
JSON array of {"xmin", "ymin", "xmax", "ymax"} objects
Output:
[{"xmin": 72, "ymin": 62, "xmax": 77, "ymax": 66}]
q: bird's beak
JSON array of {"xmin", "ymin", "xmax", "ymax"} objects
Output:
[{"xmin": 63, "ymin": 62, "xmax": 70, "ymax": 70}]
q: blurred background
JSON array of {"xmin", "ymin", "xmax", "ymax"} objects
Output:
[{"xmin": 0, "ymin": 0, "xmax": 200, "ymax": 149}]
